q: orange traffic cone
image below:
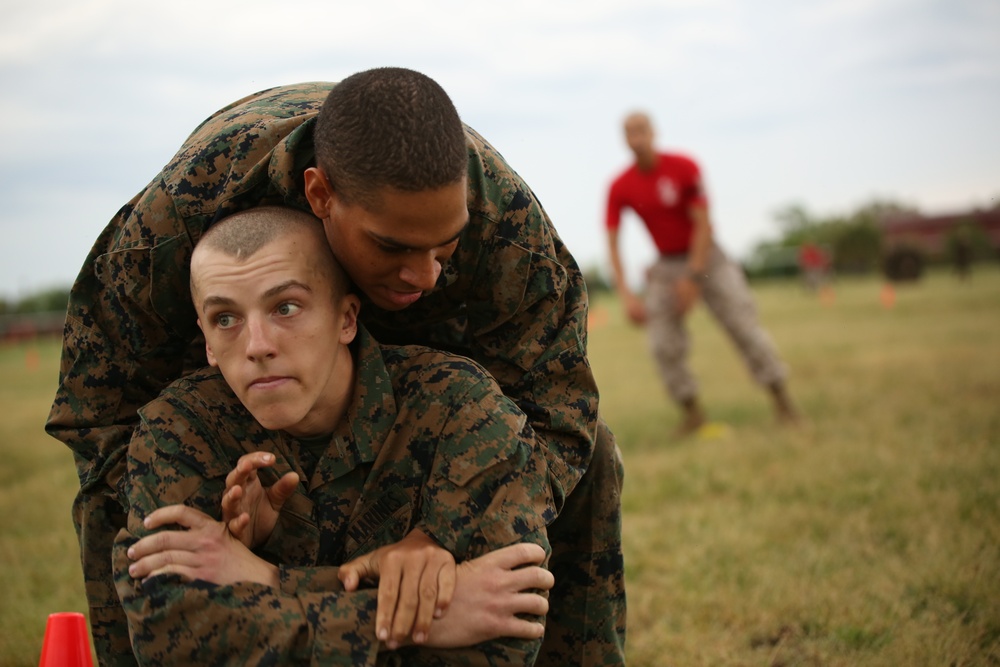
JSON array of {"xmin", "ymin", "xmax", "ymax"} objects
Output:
[
  {"xmin": 39, "ymin": 612, "xmax": 93, "ymax": 667},
  {"xmin": 26, "ymin": 346, "xmax": 40, "ymax": 371},
  {"xmin": 880, "ymin": 283, "xmax": 896, "ymax": 309}
]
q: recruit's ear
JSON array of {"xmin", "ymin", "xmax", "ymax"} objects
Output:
[
  {"xmin": 196, "ymin": 319, "xmax": 219, "ymax": 367},
  {"xmin": 338, "ymin": 294, "xmax": 361, "ymax": 346}
]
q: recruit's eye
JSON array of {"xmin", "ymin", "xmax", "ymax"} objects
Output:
[
  {"xmin": 215, "ymin": 313, "xmax": 237, "ymax": 329},
  {"xmin": 276, "ymin": 302, "xmax": 302, "ymax": 316}
]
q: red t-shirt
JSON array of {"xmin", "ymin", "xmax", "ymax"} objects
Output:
[{"xmin": 605, "ymin": 152, "xmax": 708, "ymax": 255}]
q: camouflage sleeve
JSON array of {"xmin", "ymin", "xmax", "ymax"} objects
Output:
[
  {"xmin": 114, "ymin": 538, "xmax": 380, "ymax": 666},
  {"xmin": 115, "ymin": 406, "xmax": 386, "ymax": 666},
  {"xmin": 45, "ymin": 183, "xmax": 199, "ymax": 494},
  {"xmin": 389, "ymin": 358, "xmax": 554, "ymax": 666},
  {"xmin": 415, "ymin": 367, "xmax": 555, "ymax": 559},
  {"xmin": 463, "ymin": 130, "xmax": 599, "ymax": 513}
]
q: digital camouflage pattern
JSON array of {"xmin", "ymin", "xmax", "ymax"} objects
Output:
[
  {"xmin": 114, "ymin": 326, "xmax": 552, "ymax": 665},
  {"xmin": 47, "ymin": 82, "xmax": 625, "ymax": 665}
]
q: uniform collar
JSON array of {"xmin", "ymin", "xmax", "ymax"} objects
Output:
[{"xmin": 335, "ymin": 323, "xmax": 396, "ymax": 465}]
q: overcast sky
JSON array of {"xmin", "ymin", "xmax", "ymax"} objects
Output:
[{"xmin": 2, "ymin": 0, "xmax": 998, "ymax": 299}]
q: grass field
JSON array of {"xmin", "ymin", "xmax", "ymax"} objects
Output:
[{"xmin": 1, "ymin": 267, "xmax": 998, "ymax": 666}]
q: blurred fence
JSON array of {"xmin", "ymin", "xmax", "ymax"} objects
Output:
[{"xmin": 0, "ymin": 311, "xmax": 66, "ymax": 343}]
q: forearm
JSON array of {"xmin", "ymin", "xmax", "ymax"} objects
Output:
[
  {"xmin": 607, "ymin": 231, "xmax": 635, "ymax": 301},
  {"xmin": 687, "ymin": 205, "xmax": 714, "ymax": 274},
  {"xmin": 47, "ymin": 311, "xmax": 148, "ymax": 492},
  {"xmin": 114, "ymin": 534, "xmax": 380, "ymax": 666},
  {"xmin": 472, "ymin": 256, "xmax": 598, "ymax": 510},
  {"xmin": 520, "ymin": 347, "xmax": 598, "ymax": 507},
  {"xmin": 46, "ymin": 189, "xmax": 198, "ymax": 492},
  {"xmin": 461, "ymin": 139, "xmax": 600, "ymax": 515},
  {"xmin": 417, "ymin": 378, "xmax": 555, "ymax": 557}
]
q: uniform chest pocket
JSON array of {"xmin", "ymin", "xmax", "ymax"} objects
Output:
[
  {"xmin": 342, "ymin": 485, "xmax": 414, "ymax": 561},
  {"xmin": 94, "ymin": 235, "xmax": 198, "ymax": 356}
]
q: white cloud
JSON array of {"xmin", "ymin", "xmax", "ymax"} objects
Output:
[{"xmin": 1, "ymin": 0, "xmax": 999, "ymax": 298}]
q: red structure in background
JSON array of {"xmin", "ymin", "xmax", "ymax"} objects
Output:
[
  {"xmin": 881, "ymin": 209, "xmax": 1000, "ymax": 256},
  {"xmin": 0, "ymin": 311, "xmax": 65, "ymax": 343},
  {"xmin": 880, "ymin": 208, "xmax": 1000, "ymax": 281}
]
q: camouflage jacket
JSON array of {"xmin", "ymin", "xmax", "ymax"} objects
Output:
[
  {"xmin": 113, "ymin": 326, "xmax": 553, "ymax": 666},
  {"xmin": 48, "ymin": 81, "xmax": 596, "ymax": 511}
]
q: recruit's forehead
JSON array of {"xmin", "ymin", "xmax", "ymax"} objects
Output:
[{"xmin": 190, "ymin": 231, "xmax": 327, "ymax": 303}]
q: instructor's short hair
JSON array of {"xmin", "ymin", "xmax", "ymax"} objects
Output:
[{"xmin": 314, "ymin": 67, "xmax": 467, "ymax": 207}]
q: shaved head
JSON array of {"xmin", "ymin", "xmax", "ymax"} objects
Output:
[
  {"xmin": 623, "ymin": 111, "xmax": 656, "ymax": 166},
  {"xmin": 624, "ymin": 111, "xmax": 652, "ymax": 130},
  {"xmin": 191, "ymin": 207, "xmax": 350, "ymax": 304}
]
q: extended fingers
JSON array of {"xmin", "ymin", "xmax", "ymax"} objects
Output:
[
  {"xmin": 435, "ymin": 559, "xmax": 456, "ymax": 617},
  {"xmin": 128, "ymin": 540, "xmax": 201, "ymax": 580},
  {"xmin": 128, "ymin": 526, "xmax": 197, "ymax": 562},
  {"xmin": 376, "ymin": 555, "xmax": 403, "ymax": 647},
  {"xmin": 338, "ymin": 551, "xmax": 378, "ymax": 592},
  {"xmin": 411, "ymin": 551, "xmax": 455, "ymax": 643},
  {"xmin": 267, "ymin": 471, "xmax": 300, "ymax": 508},
  {"xmin": 221, "ymin": 485, "xmax": 244, "ymax": 521},
  {"xmin": 226, "ymin": 512, "xmax": 251, "ymax": 540},
  {"xmin": 224, "ymin": 451, "xmax": 273, "ymax": 489}
]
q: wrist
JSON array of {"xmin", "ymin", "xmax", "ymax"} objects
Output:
[{"xmin": 685, "ymin": 267, "xmax": 705, "ymax": 285}]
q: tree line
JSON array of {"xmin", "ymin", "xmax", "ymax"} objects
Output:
[
  {"xmin": 745, "ymin": 197, "xmax": 999, "ymax": 279},
  {"xmin": 0, "ymin": 286, "xmax": 71, "ymax": 315}
]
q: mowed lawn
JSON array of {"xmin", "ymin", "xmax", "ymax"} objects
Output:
[
  {"xmin": 1, "ymin": 267, "xmax": 998, "ymax": 665},
  {"xmin": 590, "ymin": 267, "xmax": 1000, "ymax": 666}
]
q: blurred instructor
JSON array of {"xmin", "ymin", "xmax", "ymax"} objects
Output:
[{"xmin": 605, "ymin": 112, "xmax": 796, "ymax": 435}]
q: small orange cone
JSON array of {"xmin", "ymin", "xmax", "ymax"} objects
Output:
[
  {"xmin": 880, "ymin": 283, "xmax": 896, "ymax": 309},
  {"xmin": 26, "ymin": 346, "xmax": 40, "ymax": 371},
  {"xmin": 39, "ymin": 612, "xmax": 94, "ymax": 667},
  {"xmin": 819, "ymin": 285, "xmax": 836, "ymax": 307}
]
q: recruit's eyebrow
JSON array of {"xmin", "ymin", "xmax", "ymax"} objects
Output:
[
  {"xmin": 262, "ymin": 279, "xmax": 313, "ymax": 299},
  {"xmin": 200, "ymin": 280, "xmax": 312, "ymax": 311}
]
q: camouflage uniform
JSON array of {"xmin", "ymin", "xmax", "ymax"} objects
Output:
[
  {"xmin": 114, "ymin": 326, "xmax": 552, "ymax": 666},
  {"xmin": 47, "ymin": 82, "xmax": 625, "ymax": 666},
  {"xmin": 646, "ymin": 246, "xmax": 787, "ymax": 402}
]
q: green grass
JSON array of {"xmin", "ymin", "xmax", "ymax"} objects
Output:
[
  {"xmin": 0, "ymin": 340, "xmax": 88, "ymax": 665},
  {"xmin": 590, "ymin": 267, "xmax": 1000, "ymax": 666},
  {"xmin": 1, "ymin": 267, "xmax": 999, "ymax": 665}
]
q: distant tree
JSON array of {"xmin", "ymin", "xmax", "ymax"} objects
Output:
[
  {"xmin": 582, "ymin": 264, "xmax": 612, "ymax": 295},
  {"xmin": 13, "ymin": 287, "xmax": 71, "ymax": 314},
  {"xmin": 751, "ymin": 199, "xmax": 918, "ymax": 276},
  {"xmin": 947, "ymin": 219, "xmax": 995, "ymax": 262},
  {"xmin": 831, "ymin": 218, "xmax": 882, "ymax": 273}
]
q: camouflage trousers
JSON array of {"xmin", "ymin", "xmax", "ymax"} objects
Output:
[
  {"xmin": 73, "ymin": 482, "xmax": 137, "ymax": 666},
  {"xmin": 646, "ymin": 246, "xmax": 787, "ymax": 403},
  {"xmin": 536, "ymin": 419, "xmax": 627, "ymax": 666}
]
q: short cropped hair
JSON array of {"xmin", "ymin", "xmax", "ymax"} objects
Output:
[
  {"xmin": 314, "ymin": 67, "xmax": 468, "ymax": 206},
  {"xmin": 192, "ymin": 206, "xmax": 350, "ymax": 302}
]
